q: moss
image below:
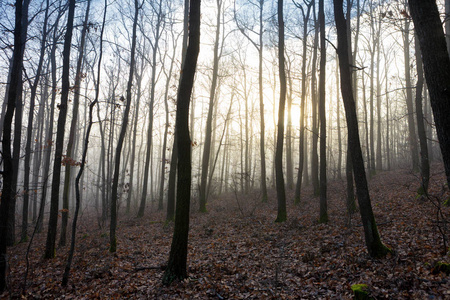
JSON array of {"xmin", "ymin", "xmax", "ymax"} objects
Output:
[
  {"xmin": 351, "ymin": 284, "xmax": 372, "ymax": 300},
  {"xmin": 370, "ymin": 243, "xmax": 393, "ymax": 259},
  {"xmin": 431, "ymin": 261, "xmax": 450, "ymax": 275},
  {"xmin": 443, "ymin": 196, "xmax": 450, "ymax": 207},
  {"xmin": 416, "ymin": 185, "xmax": 425, "ymax": 199}
]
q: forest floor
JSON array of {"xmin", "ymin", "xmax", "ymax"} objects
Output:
[{"xmin": 3, "ymin": 164, "xmax": 450, "ymax": 299}]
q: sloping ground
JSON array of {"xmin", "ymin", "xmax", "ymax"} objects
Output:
[{"xmin": 4, "ymin": 165, "xmax": 450, "ymax": 299}]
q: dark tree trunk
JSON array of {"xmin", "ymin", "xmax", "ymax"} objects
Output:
[
  {"xmin": 21, "ymin": 0, "xmax": 41, "ymax": 243},
  {"xmin": 414, "ymin": 33, "xmax": 429, "ymax": 194},
  {"xmin": 8, "ymin": 0, "xmax": 29, "ymax": 246},
  {"xmin": 408, "ymin": 0, "xmax": 450, "ymax": 188},
  {"xmin": 60, "ymin": 0, "xmax": 91, "ymax": 247},
  {"xmin": 44, "ymin": 0, "xmax": 76, "ymax": 259},
  {"xmin": 311, "ymin": 3, "xmax": 320, "ymax": 196},
  {"xmin": 275, "ymin": 0, "xmax": 287, "ymax": 223},
  {"xmin": 110, "ymin": 0, "xmax": 139, "ymax": 252},
  {"xmin": 334, "ymin": 0, "xmax": 390, "ymax": 258},
  {"xmin": 199, "ymin": 0, "xmax": 221, "ymax": 212},
  {"xmin": 62, "ymin": 0, "xmax": 107, "ymax": 285},
  {"xmin": 138, "ymin": 0, "xmax": 163, "ymax": 217},
  {"xmin": 162, "ymin": 0, "xmax": 200, "ymax": 285},
  {"xmin": 0, "ymin": 0, "xmax": 26, "ymax": 291},
  {"xmin": 294, "ymin": 0, "xmax": 313, "ymax": 205},
  {"xmin": 318, "ymin": 0, "xmax": 327, "ymax": 223},
  {"xmin": 258, "ymin": 0, "xmax": 268, "ymax": 202},
  {"xmin": 403, "ymin": 16, "xmax": 420, "ymax": 171},
  {"xmin": 166, "ymin": 0, "xmax": 189, "ymax": 222}
]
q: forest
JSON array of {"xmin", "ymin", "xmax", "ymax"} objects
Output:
[{"xmin": 1, "ymin": 0, "xmax": 450, "ymax": 298}]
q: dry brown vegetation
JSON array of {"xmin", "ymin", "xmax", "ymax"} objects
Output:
[{"xmin": 4, "ymin": 164, "xmax": 450, "ymax": 299}]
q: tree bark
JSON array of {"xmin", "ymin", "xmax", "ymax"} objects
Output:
[
  {"xmin": 62, "ymin": 0, "xmax": 107, "ymax": 285},
  {"xmin": 162, "ymin": 0, "xmax": 200, "ymax": 285},
  {"xmin": 294, "ymin": 0, "xmax": 313, "ymax": 204},
  {"xmin": 318, "ymin": 0, "xmax": 327, "ymax": 223},
  {"xmin": 44, "ymin": 0, "xmax": 76, "ymax": 259},
  {"xmin": 311, "ymin": 2, "xmax": 319, "ymax": 195},
  {"xmin": 402, "ymin": 15, "xmax": 419, "ymax": 171},
  {"xmin": 199, "ymin": 0, "xmax": 222, "ymax": 212},
  {"xmin": 0, "ymin": 0, "xmax": 26, "ymax": 291},
  {"xmin": 22, "ymin": 0, "xmax": 43, "ymax": 243},
  {"xmin": 334, "ymin": 0, "xmax": 390, "ymax": 258},
  {"xmin": 408, "ymin": 0, "xmax": 450, "ymax": 188},
  {"xmin": 275, "ymin": 0, "xmax": 287, "ymax": 223},
  {"xmin": 413, "ymin": 33, "xmax": 429, "ymax": 194},
  {"xmin": 110, "ymin": 0, "xmax": 139, "ymax": 252},
  {"xmin": 60, "ymin": 0, "xmax": 91, "ymax": 247}
]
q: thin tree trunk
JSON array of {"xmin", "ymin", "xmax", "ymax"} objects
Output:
[
  {"xmin": 199, "ymin": 0, "xmax": 222, "ymax": 212},
  {"xmin": 408, "ymin": 0, "xmax": 450, "ymax": 187},
  {"xmin": 110, "ymin": 0, "xmax": 139, "ymax": 252},
  {"xmin": 162, "ymin": 0, "xmax": 200, "ymax": 285},
  {"xmin": 403, "ymin": 15, "xmax": 419, "ymax": 171},
  {"xmin": 44, "ymin": 0, "xmax": 76, "ymax": 259},
  {"xmin": 138, "ymin": 0, "xmax": 163, "ymax": 218},
  {"xmin": 60, "ymin": 0, "xmax": 91, "ymax": 247},
  {"xmin": 334, "ymin": 0, "xmax": 390, "ymax": 258},
  {"xmin": 294, "ymin": 0, "xmax": 313, "ymax": 204},
  {"xmin": 275, "ymin": 0, "xmax": 287, "ymax": 223},
  {"xmin": 318, "ymin": 0, "xmax": 327, "ymax": 223},
  {"xmin": 311, "ymin": 3, "xmax": 319, "ymax": 195},
  {"xmin": 62, "ymin": 0, "xmax": 107, "ymax": 285},
  {"xmin": 166, "ymin": 0, "xmax": 189, "ymax": 222},
  {"xmin": 0, "ymin": 0, "xmax": 26, "ymax": 290},
  {"xmin": 413, "ymin": 34, "xmax": 429, "ymax": 194},
  {"xmin": 22, "ymin": 0, "xmax": 48, "ymax": 242}
]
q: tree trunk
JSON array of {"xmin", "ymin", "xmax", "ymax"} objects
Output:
[
  {"xmin": 0, "ymin": 0, "xmax": 26, "ymax": 291},
  {"xmin": 403, "ymin": 16, "xmax": 420, "ymax": 171},
  {"xmin": 60, "ymin": 0, "xmax": 91, "ymax": 246},
  {"xmin": 318, "ymin": 0, "xmax": 327, "ymax": 223},
  {"xmin": 199, "ymin": 0, "xmax": 221, "ymax": 212},
  {"xmin": 22, "ymin": 0, "xmax": 44, "ymax": 243},
  {"xmin": 294, "ymin": 0, "xmax": 313, "ymax": 204},
  {"xmin": 258, "ymin": 0, "xmax": 268, "ymax": 202},
  {"xmin": 408, "ymin": 0, "xmax": 450, "ymax": 188},
  {"xmin": 44, "ymin": 0, "xmax": 76, "ymax": 259},
  {"xmin": 62, "ymin": 0, "xmax": 107, "ymax": 285},
  {"xmin": 334, "ymin": 0, "xmax": 390, "ymax": 258},
  {"xmin": 162, "ymin": 0, "xmax": 200, "ymax": 285},
  {"xmin": 413, "ymin": 33, "xmax": 429, "ymax": 194},
  {"xmin": 138, "ymin": 0, "xmax": 163, "ymax": 218},
  {"xmin": 110, "ymin": 0, "xmax": 139, "ymax": 252},
  {"xmin": 275, "ymin": 0, "xmax": 287, "ymax": 223},
  {"xmin": 311, "ymin": 3, "xmax": 319, "ymax": 195}
]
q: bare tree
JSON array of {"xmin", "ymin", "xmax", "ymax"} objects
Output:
[
  {"xmin": 408, "ymin": 0, "xmax": 450, "ymax": 188},
  {"xmin": 60, "ymin": 0, "xmax": 91, "ymax": 247},
  {"xmin": 318, "ymin": 0, "xmax": 327, "ymax": 223},
  {"xmin": 199, "ymin": 0, "xmax": 223, "ymax": 212},
  {"xmin": 294, "ymin": 0, "xmax": 313, "ymax": 205},
  {"xmin": 162, "ymin": 0, "xmax": 200, "ymax": 285},
  {"xmin": 44, "ymin": 0, "xmax": 76, "ymax": 259},
  {"xmin": 0, "ymin": 0, "xmax": 28, "ymax": 291},
  {"xmin": 275, "ymin": 0, "xmax": 287, "ymax": 223},
  {"xmin": 334, "ymin": 0, "xmax": 390, "ymax": 258},
  {"xmin": 110, "ymin": 0, "xmax": 140, "ymax": 252},
  {"xmin": 138, "ymin": 0, "xmax": 164, "ymax": 217},
  {"xmin": 22, "ymin": 0, "xmax": 49, "ymax": 242}
]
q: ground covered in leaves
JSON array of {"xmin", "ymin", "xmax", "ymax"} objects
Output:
[{"xmin": 3, "ymin": 165, "xmax": 450, "ymax": 299}]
